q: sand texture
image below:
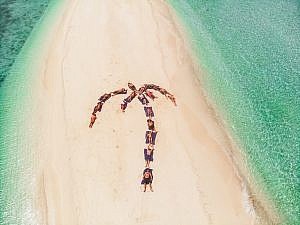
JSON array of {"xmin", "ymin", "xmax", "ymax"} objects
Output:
[{"xmin": 35, "ymin": 0, "xmax": 255, "ymax": 224}]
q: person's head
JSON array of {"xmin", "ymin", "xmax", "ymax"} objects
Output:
[
  {"xmin": 147, "ymin": 119, "xmax": 153, "ymax": 126},
  {"xmin": 148, "ymin": 144, "xmax": 154, "ymax": 150}
]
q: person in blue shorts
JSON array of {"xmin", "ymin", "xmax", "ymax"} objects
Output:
[
  {"xmin": 144, "ymin": 144, "xmax": 154, "ymax": 167},
  {"xmin": 145, "ymin": 130, "xmax": 157, "ymax": 145}
]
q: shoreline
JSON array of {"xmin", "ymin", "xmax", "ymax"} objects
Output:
[
  {"xmin": 33, "ymin": 0, "xmax": 257, "ymax": 224},
  {"xmin": 165, "ymin": 1, "xmax": 281, "ymax": 224},
  {"xmin": 0, "ymin": 0, "xmax": 68, "ymax": 224}
]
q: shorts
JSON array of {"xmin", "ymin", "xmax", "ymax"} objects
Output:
[
  {"xmin": 144, "ymin": 106, "xmax": 154, "ymax": 117},
  {"xmin": 141, "ymin": 178, "xmax": 152, "ymax": 185},
  {"xmin": 144, "ymin": 149, "xmax": 153, "ymax": 161}
]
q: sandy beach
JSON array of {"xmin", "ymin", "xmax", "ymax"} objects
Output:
[{"xmin": 34, "ymin": 0, "xmax": 256, "ymax": 224}]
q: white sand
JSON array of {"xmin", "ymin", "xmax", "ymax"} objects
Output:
[{"xmin": 35, "ymin": 0, "xmax": 256, "ymax": 224}]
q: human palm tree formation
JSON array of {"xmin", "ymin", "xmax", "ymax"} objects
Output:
[{"xmin": 89, "ymin": 82, "xmax": 176, "ymax": 192}]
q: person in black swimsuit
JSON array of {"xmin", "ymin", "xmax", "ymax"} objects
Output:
[
  {"xmin": 138, "ymin": 94, "xmax": 149, "ymax": 105},
  {"xmin": 144, "ymin": 83, "xmax": 160, "ymax": 91},
  {"xmin": 121, "ymin": 91, "xmax": 137, "ymax": 112},
  {"xmin": 128, "ymin": 82, "xmax": 137, "ymax": 91},
  {"xmin": 111, "ymin": 88, "xmax": 127, "ymax": 96},
  {"xmin": 144, "ymin": 144, "xmax": 154, "ymax": 167},
  {"xmin": 141, "ymin": 168, "xmax": 153, "ymax": 192},
  {"xmin": 98, "ymin": 93, "xmax": 111, "ymax": 103}
]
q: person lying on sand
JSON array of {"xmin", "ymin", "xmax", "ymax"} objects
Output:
[
  {"xmin": 145, "ymin": 90, "xmax": 157, "ymax": 101},
  {"xmin": 166, "ymin": 93, "xmax": 177, "ymax": 106},
  {"xmin": 98, "ymin": 93, "xmax": 112, "ymax": 103},
  {"xmin": 145, "ymin": 130, "xmax": 157, "ymax": 145},
  {"xmin": 125, "ymin": 91, "xmax": 137, "ymax": 103},
  {"xmin": 143, "ymin": 84, "xmax": 176, "ymax": 106},
  {"xmin": 89, "ymin": 102, "xmax": 103, "ymax": 128},
  {"xmin": 111, "ymin": 88, "xmax": 127, "ymax": 96},
  {"xmin": 144, "ymin": 83, "xmax": 160, "ymax": 91},
  {"xmin": 121, "ymin": 91, "xmax": 137, "ymax": 112},
  {"xmin": 144, "ymin": 144, "xmax": 154, "ymax": 167},
  {"xmin": 144, "ymin": 106, "xmax": 154, "ymax": 118},
  {"xmin": 89, "ymin": 114, "xmax": 97, "ymax": 128},
  {"xmin": 120, "ymin": 101, "xmax": 127, "ymax": 112},
  {"xmin": 138, "ymin": 93, "xmax": 149, "ymax": 105},
  {"xmin": 158, "ymin": 87, "xmax": 168, "ymax": 95},
  {"xmin": 141, "ymin": 168, "xmax": 153, "ymax": 192},
  {"xmin": 93, "ymin": 102, "xmax": 103, "ymax": 114},
  {"xmin": 157, "ymin": 88, "xmax": 177, "ymax": 106},
  {"xmin": 147, "ymin": 119, "xmax": 156, "ymax": 131},
  {"xmin": 128, "ymin": 82, "xmax": 137, "ymax": 91},
  {"xmin": 138, "ymin": 86, "xmax": 146, "ymax": 94}
]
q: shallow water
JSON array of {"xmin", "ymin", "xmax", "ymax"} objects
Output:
[
  {"xmin": 168, "ymin": 0, "xmax": 300, "ymax": 224},
  {"xmin": 0, "ymin": 1, "xmax": 60, "ymax": 224},
  {"xmin": 0, "ymin": 1, "xmax": 51, "ymax": 85}
]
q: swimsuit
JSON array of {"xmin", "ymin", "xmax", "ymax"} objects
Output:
[
  {"xmin": 138, "ymin": 94, "xmax": 149, "ymax": 105},
  {"xmin": 141, "ymin": 177, "xmax": 152, "ymax": 184},
  {"xmin": 144, "ymin": 106, "xmax": 154, "ymax": 117},
  {"xmin": 144, "ymin": 149, "xmax": 153, "ymax": 161},
  {"xmin": 145, "ymin": 131, "xmax": 157, "ymax": 145}
]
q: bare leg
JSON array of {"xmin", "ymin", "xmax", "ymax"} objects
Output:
[
  {"xmin": 150, "ymin": 184, "xmax": 153, "ymax": 192},
  {"xmin": 144, "ymin": 184, "xmax": 147, "ymax": 192},
  {"xmin": 89, "ymin": 114, "xmax": 97, "ymax": 128}
]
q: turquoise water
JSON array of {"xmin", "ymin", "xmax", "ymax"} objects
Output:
[
  {"xmin": 168, "ymin": 0, "xmax": 300, "ymax": 224},
  {"xmin": 0, "ymin": 1, "xmax": 50, "ymax": 84},
  {"xmin": 0, "ymin": 1, "xmax": 63, "ymax": 224}
]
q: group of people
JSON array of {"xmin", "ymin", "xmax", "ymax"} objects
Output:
[
  {"xmin": 89, "ymin": 82, "xmax": 176, "ymax": 128},
  {"xmin": 89, "ymin": 82, "xmax": 177, "ymax": 192},
  {"xmin": 89, "ymin": 87, "xmax": 128, "ymax": 128},
  {"xmin": 141, "ymin": 104, "xmax": 157, "ymax": 192},
  {"xmin": 120, "ymin": 82, "xmax": 176, "ymax": 113}
]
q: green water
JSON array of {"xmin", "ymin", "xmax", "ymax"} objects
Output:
[
  {"xmin": 0, "ymin": 1, "xmax": 51, "ymax": 84},
  {"xmin": 0, "ymin": 1, "xmax": 64, "ymax": 224},
  {"xmin": 168, "ymin": 0, "xmax": 300, "ymax": 224}
]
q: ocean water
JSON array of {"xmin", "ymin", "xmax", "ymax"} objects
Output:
[
  {"xmin": 0, "ymin": 1, "xmax": 50, "ymax": 84},
  {"xmin": 0, "ymin": 1, "xmax": 63, "ymax": 224},
  {"xmin": 168, "ymin": 0, "xmax": 300, "ymax": 224}
]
